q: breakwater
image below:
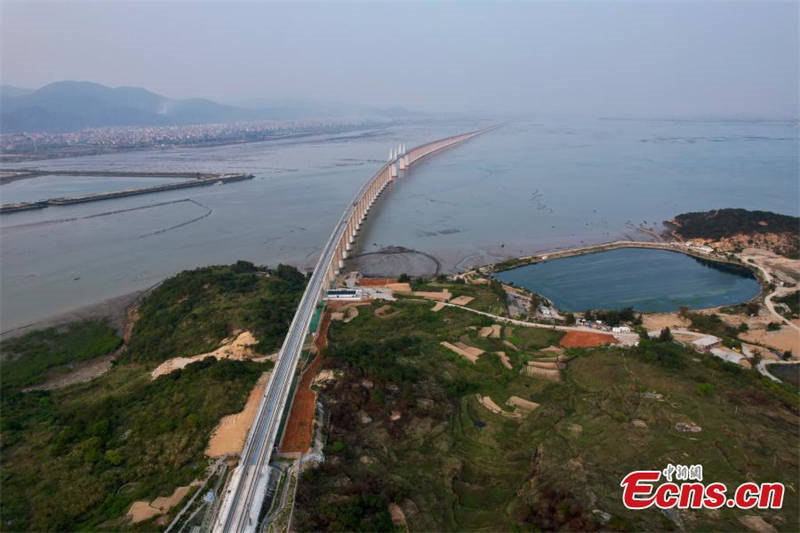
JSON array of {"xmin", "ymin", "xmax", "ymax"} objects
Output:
[
  {"xmin": 489, "ymin": 240, "xmax": 752, "ymax": 273},
  {"xmin": 0, "ymin": 173, "xmax": 253, "ymax": 214}
]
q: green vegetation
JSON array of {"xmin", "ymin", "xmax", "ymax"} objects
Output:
[
  {"xmin": 1, "ymin": 359, "xmax": 263, "ymax": 531},
  {"xmin": 399, "ymin": 278, "xmax": 507, "ymax": 315},
  {"xmin": 767, "ymin": 321, "xmax": 783, "ymax": 331},
  {"xmin": 0, "ymin": 319, "xmax": 121, "ymax": 390},
  {"xmin": 1, "ymin": 262, "xmax": 301, "ymax": 531},
  {"xmin": 682, "ymin": 310, "xmax": 739, "ymax": 339},
  {"xmin": 297, "ymin": 285, "xmax": 799, "ymax": 532},
  {"xmin": 128, "ymin": 261, "xmax": 305, "ymax": 361},
  {"xmin": 584, "ymin": 307, "xmax": 642, "ymax": 327},
  {"xmin": 673, "ymin": 209, "xmax": 799, "ymax": 239},
  {"xmin": 773, "ymin": 290, "xmax": 799, "ymax": 318},
  {"xmin": 671, "ymin": 208, "xmax": 799, "ymax": 257}
]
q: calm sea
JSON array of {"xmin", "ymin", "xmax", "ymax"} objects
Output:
[{"xmin": 1, "ymin": 118, "xmax": 796, "ymax": 330}]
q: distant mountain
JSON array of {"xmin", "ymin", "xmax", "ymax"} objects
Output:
[
  {"xmin": 0, "ymin": 85, "xmax": 34, "ymax": 99},
  {"xmin": 0, "ymin": 81, "xmax": 255, "ymax": 133}
]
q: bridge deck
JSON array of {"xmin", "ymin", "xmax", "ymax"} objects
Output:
[{"xmin": 212, "ymin": 127, "xmax": 491, "ymax": 533}]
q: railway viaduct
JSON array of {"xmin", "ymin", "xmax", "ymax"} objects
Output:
[{"xmin": 212, "ymin": 126, "xmax": 491, "ymax": 533}]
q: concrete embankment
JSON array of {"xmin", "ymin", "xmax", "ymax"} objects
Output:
[
  {"xmin": 0, "ymin": 173, "xmax": 253, "ymax": 214},
  {"xmin": 487, "ymin": 240, "xmax": 766, "ymax": 302},
  {"xmin": 491, "ymin": 240, "xmax": 753, "ymax": 273}
]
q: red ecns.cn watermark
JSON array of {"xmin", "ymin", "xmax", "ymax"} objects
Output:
[{"xmin": 621, "ymin": 464, "xmax": 784, "ymax": 510}]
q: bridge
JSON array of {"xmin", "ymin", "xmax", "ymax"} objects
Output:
[{"xmin": 212, "ymin": 127, "xmax": 490, "ymax": 533}]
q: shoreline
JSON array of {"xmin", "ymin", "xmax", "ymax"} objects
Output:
[
  {"xmin": 0, "ymin": 287, "xmax": 149, "ymax": 340},
  {"xmin": 0, "ymin": 240, "xmax": 779, "ymax": 339},
  {"xmin": 484, "ymin": 239, "xmax": 766, "ymax": 302}
]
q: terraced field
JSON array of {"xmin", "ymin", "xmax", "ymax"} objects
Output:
[{"xmin": 295, "ymin": 284, "xmax": 799, "ymax": 532}]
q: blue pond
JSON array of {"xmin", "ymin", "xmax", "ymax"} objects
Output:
[{"xmin": 494, "ymin": 248, "xmax": 761, "ymax": 313}]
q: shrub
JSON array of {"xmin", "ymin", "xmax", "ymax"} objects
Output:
[{"xmin": 696, "ymin": 383, "xmax": 715, "ymax": 396}]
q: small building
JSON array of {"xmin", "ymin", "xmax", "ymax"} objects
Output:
[
  {"xmin": 612, "ymin": 326, "xmax": 631, "ymax": 333},
  {"xmin": 691, "ymin": 336, "xmax": 721, "ymax": 352},
  {"xmin": 324, "ymin": 289, "xmax": 363, "ymax": 301}
]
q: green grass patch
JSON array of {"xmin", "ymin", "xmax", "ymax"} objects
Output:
[{"xmin": 0, "ymin": 320, "xmax": 122, "ymax": 390}]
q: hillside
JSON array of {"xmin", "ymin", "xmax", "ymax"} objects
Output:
[
  {"xmin": 0, "ymin": 262, "xmax": 305, "ymax": 530},
  {"xmin": 0, "ymin": 81, "xmax": 254, "ymax": 133},
  {"xmin": 296, "ymin": 283, "xmax": 799, "ymax": 532},
  {"xmin": 668, "ymin": 208, "xmax": 800, "ymax": 258}
]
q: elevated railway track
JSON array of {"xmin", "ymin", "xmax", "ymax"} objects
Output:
[{"xmin": 212, "ymin": 127, "xmax": 491, "ymax": 532}]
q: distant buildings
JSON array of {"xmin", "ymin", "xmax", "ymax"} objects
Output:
[{"xmin": 691, "ymin": 336, "xmax": 721, "ymax": 352}]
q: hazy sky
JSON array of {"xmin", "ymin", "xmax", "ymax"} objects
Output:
[{"xmin": 2, "ymin": 1, "xmax": 798, "ymax": 118}]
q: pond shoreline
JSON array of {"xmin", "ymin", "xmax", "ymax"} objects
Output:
[{"xmin": 487, "ymin": 239, "xmax": 765, "ymax": 299}]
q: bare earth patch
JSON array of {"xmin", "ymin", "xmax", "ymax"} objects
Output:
[
  {"xmin": 127, "ymin": 482, "xmax": 199, "ymax": 524},
  {"xmin": 494, "ymin": 351, "xmax": 512, "ymax": 369},
  {"xmin": 560, "ymin": 330, "xmax": 617, "ymax": 348},
  {"xmin": 449, "ymin": 295, "xmax": 474, "ymax": 306},
  {"xmin": 507, "ymin": 395, "xmax": 539, "ymax": 413},
  {"xmin": 205, "ymin": 371, "xmax": 271, "ymax": 457},
  {"xmin": 741, "ymin": 326, "xmax": 799, "ymax": 355},
  {"xmin": 739, "ymin": 515, "xmax": 777, "ymax": 533},
  {"xmin": 479, "ymin": 324, "xmax": 502, "ymax": 338},
  {"xmin": 24, "ymin": 354, "xmax": 115, "ymax": 392},
  {"xmin": 477, "ymin": 395, "xmax": 504, "ymax": 414},
  {"xmin": 150, "ymin": 331, "xmax": 268, "ymax": 379},
  {"xmin": 431, "ymin": 301, "xmax": 446, "ymax": 312},
  {"xmin": 441, "ymin": 341, "xmax": 484, "ymax": 363},
  {"xmin": 540, "ymin": 345, "xmax": 565, "ymax": 357},
  {"xmin": 388, "ymin": 503, "xmax": 408, "ymax": 529},
  {"xmin": 642, "ymin": 312, "xmax": 690, "ymax": 332},
  {"xmin": 523, "ymin": 364, "xmax": 561, "ymax": 381},
  {"xmin": 414, "ymin": 289, "xmax": 452, "ymax": 301}
]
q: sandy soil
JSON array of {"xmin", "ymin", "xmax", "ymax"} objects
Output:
[
  {"xmin": 503, "ymin": 340, "xmax": 520, "ymax": 351},
  {"xmin": 431, "ymin": 301, "xmax": 446, "ymax": 312},
  {"xmin": 507, "ymin": 396, "xmax": 539, "ymax": 412},
  {"xmin": 205, "ymin": 371, "xmax": 271, "ymax": 457},
  {"xmin": 150, "ymin": 331, "xmax": 266, "ymax": 379},
  {"xmin": 441, "ymin": 341, "xmax": 484, "ymax": 363},
  {"xmin": 540, "ymin": 345, "xmax": 565, "ymax": 357},
  {"xmin": 741, "ymin": 327, "xmax": 799, "ymax": 355},
  {"xmin": 494, "ymin": 351, "xmax": 512, "ymax": 369},
  {"xmin": 414, "ymin": 289, "xmax": 452, "ymax": 302},
  {"xmin": 560, "ymin": 330, "xmax": 617, "ymax": 348},
  {"xmin": 127, "ymin": 482, "xmax": 197, "ymax": 524},
  {"xmin": 477, "ymin": 395, "xmax": 503, "ymax": 414},
  {"xmin": 523, "ymin": 365, "xmax": 561, "ymax": 381},
  {"xmin": 642, "ymin": 312, "xmax": 690, "ymax": 332},
  {"xmin": 388, "ymin": 503, "xmax": 408, "ymax": 529},
  {"xmin": 449, "ymin": 295, "xmax": 474, "ymax": 306},
  {"xmin": 479, "ymin": 324, "xmax": 502, "ymax": 338},
  {"xmin": 742, "ymin": 247, "xmax": 800, "ymax": 281},
  {"xmin": 527, "ymin": 360, "xmax": 560, "ymax": 369},
  {"xmin": 385, "ymin": 282, "xmax": 412, "ymax": 293}
]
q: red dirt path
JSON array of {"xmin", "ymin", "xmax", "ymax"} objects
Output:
[
  {"xmin": 279, "ymin": 310, "xmax": 331, "ymax": 454},
  {"xmin": 357, "ymin": 277, "xmax": 398, "ymax": 286},
  {"xmin": 559, "ymin": 330, "xmax": 617, "ymax": 348}
]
